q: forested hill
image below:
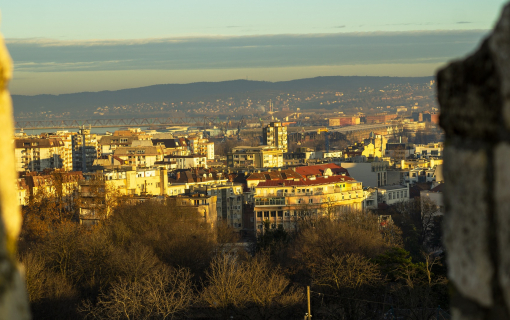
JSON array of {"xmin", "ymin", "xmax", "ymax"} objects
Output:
[{"xmin": 12, "ymin": 76, "xmax": 434, "ymax": 115}]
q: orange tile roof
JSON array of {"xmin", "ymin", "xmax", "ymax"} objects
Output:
[
  {"xmin": 294, "ymin": 163, "xmax": 348, "ymax": 177},
  {"xmin": 257, "ymin": 175, "xmax": 354, "ymax": 187}
]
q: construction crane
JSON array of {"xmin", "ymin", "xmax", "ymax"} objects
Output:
[{"xmin": 317, "ymin": 128, "xmax": 330, "ymax": 153}]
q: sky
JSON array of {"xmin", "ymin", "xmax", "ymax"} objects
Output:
[{"xmin": 1, "ymin": 0, "xmax": 508, "ymax": 95}]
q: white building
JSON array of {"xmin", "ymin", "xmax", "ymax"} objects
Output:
[
  {"xmin": 164, "ymin": 155, "xmax": 208, "ymax": 169},
  {"xmin": 378, "ymin": 184, "xmax": 410, "ymax": 205}
]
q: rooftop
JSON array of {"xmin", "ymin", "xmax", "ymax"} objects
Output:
[{"xmin": 257, "ymin": 175, "xmax": 355, "ymax": 187}]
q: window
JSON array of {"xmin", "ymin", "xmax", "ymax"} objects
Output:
[
  {"xmin": 277, "ymin": 211, "xmax": 283, "ymax": 217},
  {"xmin": 264, "ymin": 211, "xmax": 269, "ymax": 217},
  {"xmin": 271, "ymin": 211, "xmax": 276, "ymax": 217},
  {"xmin": 309, "ymin": 199, "xmax": 313, "ymax": 204},
  {"xmin": 284, "ymin": 211, "xmax": 290, "ymax": 217}
]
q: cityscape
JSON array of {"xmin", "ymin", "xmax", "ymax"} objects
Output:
[{"xmin": 0, "ymin": 0, "xmax": 508, "ymax": 319}]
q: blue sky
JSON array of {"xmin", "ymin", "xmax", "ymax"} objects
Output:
[{"xmin": 1, "ymin": 0, "xmax": 507, "ymax": 95}]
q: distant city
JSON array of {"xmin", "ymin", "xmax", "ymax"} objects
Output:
[{"xmin": 14, "ymin": 75, "xmax": 443, "ymax": 233}]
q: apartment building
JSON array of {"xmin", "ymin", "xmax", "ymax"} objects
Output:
[
  {"xmin": 227, "ymin": 146, "xmax": 283, "ymax": 169},
  {"xmin": 113, "ymin": 145, "xmax": 165, "ymax": 167},
  {"xmin": 263, "ymin": 122, "xmax": 288, "ymax": 152},
  {"xmin": 47, "ymin": 131, "xmax": 74, "ymax": 171},
  {"xmin": 167, "ymin": 194, "xmax": 218, "ymax": 230},
  {"xmin": 15, "ymin": 138, "xmax": 67, "ymax": 172},
  {"xmin": 378, "ymin": 184, "xmax": 410, "ymax": 205},
  {"xmin": 186, "ymin": 136, "xmax": 215, "ymax": 160},
  {"xmin": 414, "ymin": 142, "xmax": 443, "ymax": 158},
  {"xmin": 163, "ymin": 155, "xmax": 208, "ymax": 169},
  {"xmin": 99, "ymin": 135, "xmax": 141, "ymax": 156},
  {"xmin": 252, "ymin": 175, "xmax": 364, "ymax": 233},
  {"xmin": 72, "ymin": 128, "xmax": 99, "ymax": 172},
  {"xmin": 101, "ymin": 167, "xmax": 169, "ymax": 196},
  {"xmin": 194, "ymin": 183, "xmax": 244, "ymax": 231}
]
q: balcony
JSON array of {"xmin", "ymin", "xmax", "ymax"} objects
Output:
[{"xmin": 255, "ymin": 197, "xmax": 286, "ymax": 206}]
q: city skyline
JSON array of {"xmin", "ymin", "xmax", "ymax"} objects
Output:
[{"xmin": 1, "ymin": 0, "xmax": 507, "ymax": 95}]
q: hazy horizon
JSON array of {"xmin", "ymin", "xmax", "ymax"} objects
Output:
[{"xmin": 1, "ymin": 0, "xmax": 507, "ymax": 95}]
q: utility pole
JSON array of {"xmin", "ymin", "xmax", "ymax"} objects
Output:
[{"xmin": 306, "ymin": 286, "xmax": 312, "ymax": 320}]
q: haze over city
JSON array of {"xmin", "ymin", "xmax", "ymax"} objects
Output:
[{"xmin": 2, "ymin": 0, "xmax": 508, "ymax": 95}]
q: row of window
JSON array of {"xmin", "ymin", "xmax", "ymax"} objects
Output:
[{"xmin": 388, "ymin": 190, "xmax": 408, "ymax": 200}]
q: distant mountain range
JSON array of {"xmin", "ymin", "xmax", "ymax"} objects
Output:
[{"xmin": 11, "ymin": 76, "xmax": 434, "ymax": 116}]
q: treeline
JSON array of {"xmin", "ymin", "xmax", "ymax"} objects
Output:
[{"xmin": 19, "ymin": 194, "xmax": 447, "ymax": 319}]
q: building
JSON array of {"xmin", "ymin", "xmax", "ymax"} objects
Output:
[
  {"xmin": 102, "ymin": 167, "xmax": 169, "ymax": 196},
  {"xmin": 252, "ymin": 175, "xmax": 364, "ymax": 233},
  {"xmin": 365, "ymin": 114, "xmax": 398, "ymax": 124},
  {"xmin": 167, "ymin": 194, "xmax": 218, "ymax": 230},
  {"xmin": 197, "ymin": 183, "xmax": 244, "ymax": 231},
  {"xmin": 169, "ymin": 168, "xmax": 229, "ymax": 189},
  {"xmin": 47, "ymin": 131, "xmax": 74, "ymax": 171},
  {"xmin": 72, "ymin": 128, "xmax": 99, "ymax": 172},
  {"xmin": 420, "ymin": 183, "xmax": 444, "ymax": 217},
  {"xmin": 263, "ymin": 122, "xmax": 288, "ymax": 152},
  {"xmin": 152, "ymin": 139, "xmax": 190, "ymax": 156},
  {"xmin": 377, "ymin": 184, "xmax": 410, "ymax": 205},
  {"xmin": 163, "ymin": 155, "xmax": 208, "ymax": 169},
  {"xmin": 99, "ymin": 135, "xmax": 141, "ymax": 156},
  {"xmin": 328, "ymin": 116, "xmax": 360, "ymax": 127},
  {"xmin": 245, "ymin": 169, "xmax": 303, "ymax": 189},
  {"xmin": 414, "ymin": 143, "xmax": 443, "ymax": 158},
  {"xmin": 16, "ymin": 179, "xmax": 28, "ymax": 206},
  {"xmin": 294, "ymin": 163, "xmax": 349, "ymax": 179},
  {"xmin": 113, "ymin": 145, "xmax": 165, "ymax": 168},
  {"xmin": 341, "ymin": 161, "xmax": 389, "ymax": 187},
  {"xmin": 15, "ymin": 138, "xmax": 67, "ymax": 172},
  {"xmin": 385, "ymin": 143, "xmax": 415, "ymax": 161},
  {"xmin": 227, "ymin": 146, "xmax": 283, "ymax": 169}
]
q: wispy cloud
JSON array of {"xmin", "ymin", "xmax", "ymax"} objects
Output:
[
  {"xmin": 334, "ymin": 25, "xmax": 346, "ymax": 28},
  {"xmin": 457, "ymin": 21, "xmax": 472, "ymax": 24},
  {"xmin": 6, "ymin": 30, "xmax": 489, "ymax": 73}
]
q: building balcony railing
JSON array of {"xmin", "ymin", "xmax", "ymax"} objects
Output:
[{"xmin": 255, "ymin": 197, "xmax": 286, "ymax": 206}]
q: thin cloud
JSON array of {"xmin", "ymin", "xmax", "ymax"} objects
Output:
[
  {"xmin": 226, "ymin": 26, "xmax": 241, "ymax": 28},
  {"xmin": 6, "ymin": 30, "xmax": 489, "ymax": 73},
  {"xmin": 334, "ymin": 25, "xmax": 346, "ymax": 28},
  {"xmin": 457, "ymin": 21, "xmax": 472, "ymax": 24}
]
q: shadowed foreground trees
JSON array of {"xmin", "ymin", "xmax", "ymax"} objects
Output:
[
  {"xmin": 19, "ymin": 198, "xmax": 448, "ymax": 319},
  {"xmin": 201, "ymin": 254, "xmax": 304, "ymax": 319}
]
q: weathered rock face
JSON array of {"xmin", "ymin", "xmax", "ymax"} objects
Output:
[
  {"xmin": 0, "ymin": 20, "xmax": 31, "ymax": 320},
  {"xmin": 438, "ymin": 3, "xmax": 510, "ymax": 319}
]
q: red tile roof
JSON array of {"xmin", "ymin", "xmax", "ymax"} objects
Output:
[
  {"xmin": 294, "ymin": 163, "xmax": 349, "ymax": 177},
  {"xmin": 257, "ymin": 175, "xmax": 354, "ymax": 187},
  {"xmin": 246, "ymin": 169, "xmax": 302, "ymax": 181}
]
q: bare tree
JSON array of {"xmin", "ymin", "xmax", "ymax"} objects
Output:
[
  {"xmin": 314, "ymin": 253, "xmax": 381, "ymax": 290},
  {"xmin": 81, "ymin": 266, "xmax": 194, "ymax": 320},
  {"xmin": 201, "ymin": 254, "xmax": 303, "ymax": 319}
]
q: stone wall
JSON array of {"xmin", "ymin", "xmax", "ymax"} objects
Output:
[
  {"xmin": 0, "ymin": 20, "xmax": 31, "ymax": 319},
  {"xmin": 438, "ymin": 2, "xmax": 510, "ymax": 319}
]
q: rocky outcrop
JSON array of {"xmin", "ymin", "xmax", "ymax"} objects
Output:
[{"xmin": 438, "ymin": 2, "xmax": 510, "ymax": 319}]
